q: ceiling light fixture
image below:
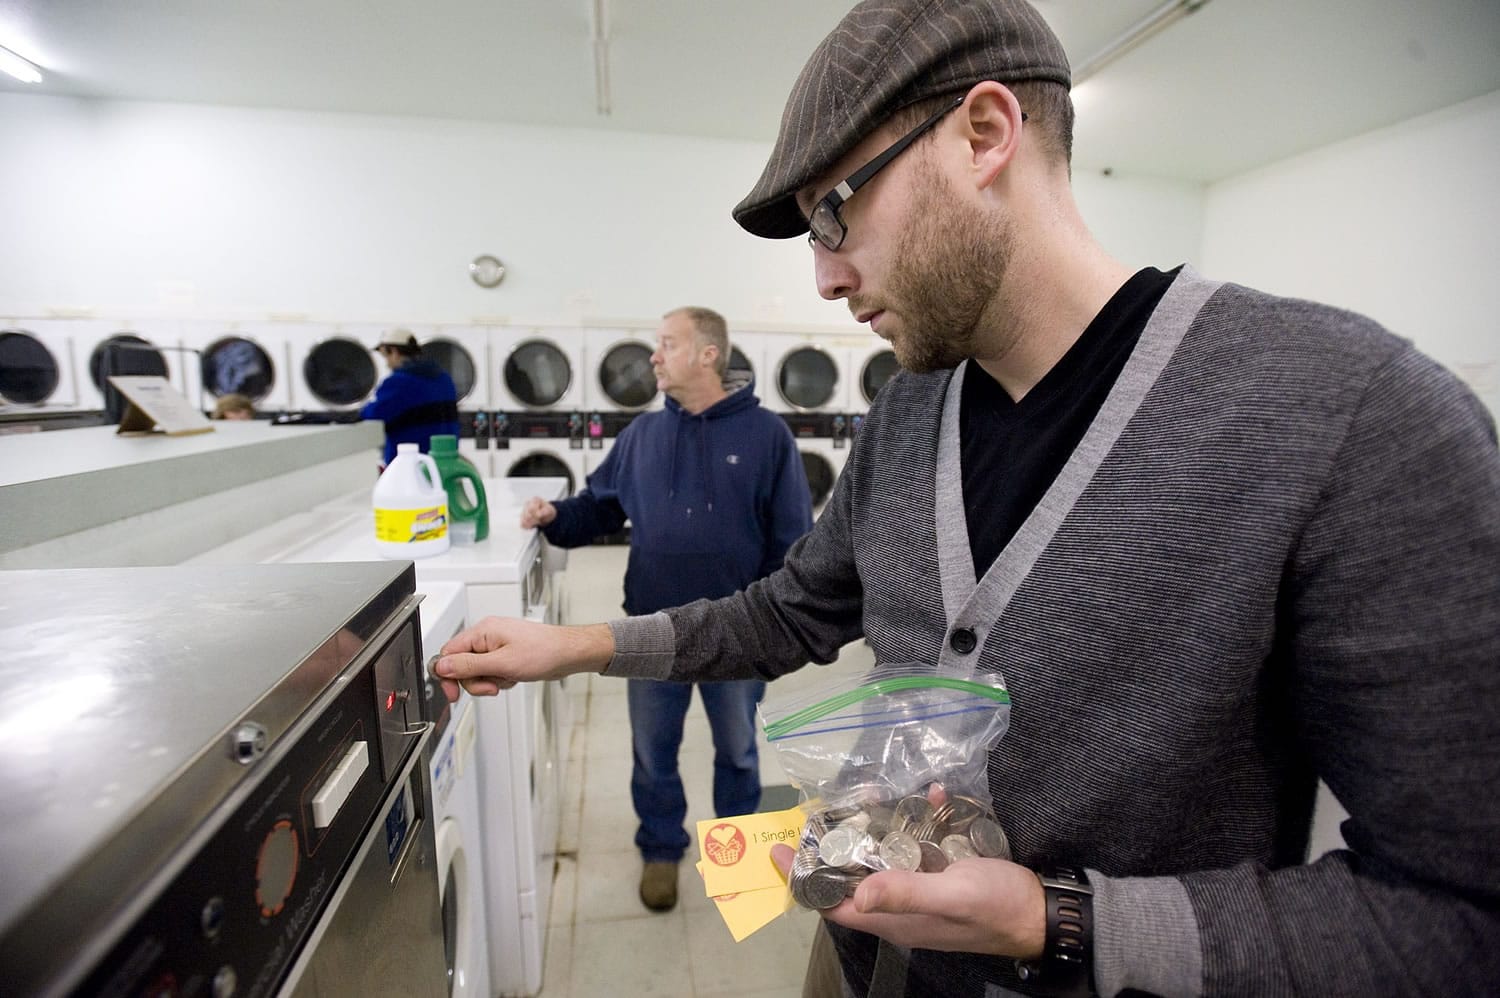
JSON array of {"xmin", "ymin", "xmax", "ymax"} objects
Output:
[
  {"xmin": 591, "ymin": 0, "xmax": 612, "ymax": 116},
  {"xmin": 1072, "ymin": 0, "xmax": 1212, "ymax": 85},
  {"xmin": 0, "ymin": 44, "xmax": 43, "ymax": 84}
]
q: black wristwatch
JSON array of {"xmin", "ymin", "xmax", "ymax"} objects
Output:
[{"xmin": 1014, "ymin": 864, "xmax": 1096, "ymax": 997}]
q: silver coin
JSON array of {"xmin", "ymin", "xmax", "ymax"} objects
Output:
[
  {"xmin": 803, "ymin": 868, "xmax": 851, "ymax": 909},
  {"xmin": 968, "ymin": 816, "xmax": 1011, "ymax": 860},
  {"xmin": 943, "ymin": 795, "xmax": 987, "ymax": 831},
  {"xmin": 879, "ymin": 830, "xmax": 922, "ymax": 872},
  {"xmin": 918, "ymin": 840, "xmax": 949, "ymax": 873},
  {"xmin": 818, "ymin": 825, "xmax": 860, "ymax": 868},
  {"xmin": 894, "ymin": 795, "xmax": 934, "ymax": 831},
  {"xmin": 940, "ymin": 834, "xmax": 977, "ymax": 863}
]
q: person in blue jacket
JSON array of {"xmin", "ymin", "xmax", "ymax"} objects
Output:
[
  {"xmin": 361, "ymin": 328, "xmax": 460, "ymax": 468},
  {"xmin": 520, "ymin": 306, "xmax": 813, "ymax": 912}
]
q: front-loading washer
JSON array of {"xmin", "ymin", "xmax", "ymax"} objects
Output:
[
  {"xmin": 292, "ymin": 323, "xmax": 381, "ymax": 414},
  {"xmin": 497, "ymin": 410, "xmax": 586, "ymax": 496},
  {"xmin": 0, "ymin": 318, "xmax": 85, "ymax": 411},
  {"xmin": 75, "ymin": 320, "xmax": 197, "ymax": 419},
  {"xmin": 419, "ymin": 580, "xmax": 492, "ymax": 998},
  {"xmin": 180, "ymin": 319, "xmax": 294, "ymax": 412},
  {"xmin": 493, "ymin": 327, "xmax": 585, "ymax": 412},
  {"xmin": 581, "ymin": 326, "xmax": 661, "ymax": 413},
  {"xmin": 852, "ymin": 341, "xmax": 901, "ymax": 414},
  {"xmin": 780, "ymin": 411, "xmax": 848, "ymax": 516},
  {"xmin": 763, "ymin": 334, "xmax": 851, "ymax": 415},
  {"xmin": 424, "ymin": 324, "xmax": 491, "ymax": 412}
]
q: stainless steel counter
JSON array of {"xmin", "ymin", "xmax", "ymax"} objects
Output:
[{"xmin": 0, "ymin": 560, "xmax": 425, "ymax": 996}]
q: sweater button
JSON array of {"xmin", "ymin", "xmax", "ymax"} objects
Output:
[{"xmin": 949, "ymin": 628, "xmax": 977, "ymax": 654}]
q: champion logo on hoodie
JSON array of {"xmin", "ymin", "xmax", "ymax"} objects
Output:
[{"xmin": 726, "ymin": 454, "xmax": 741, "ymax": 465}]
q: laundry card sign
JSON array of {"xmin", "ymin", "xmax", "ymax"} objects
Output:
[{"xmin": 695, "ymin": 805, "xmax": 802, "ymax": 897}]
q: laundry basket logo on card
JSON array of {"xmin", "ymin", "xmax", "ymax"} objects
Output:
[{"xmin": 704, "ymin": 823, "xmax": 748, "ymax": 866}]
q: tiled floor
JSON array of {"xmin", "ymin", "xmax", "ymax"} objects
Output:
[{"xmin": 538, "ymin": 545, "xmax": 872, "ymax": 998}]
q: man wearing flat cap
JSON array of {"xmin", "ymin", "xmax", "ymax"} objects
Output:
[
  {"xmin": 435, "ymin": 1, "xmax": 1500, "ymax": 995},
  {"xmin": 361, "ymin": 328, "xmax": 460, "ymax": 467}
]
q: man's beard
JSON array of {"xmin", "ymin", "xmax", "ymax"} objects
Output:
[{"xmin": 878, "ymin": 161, "xmax": 1012, "ymax": 374}]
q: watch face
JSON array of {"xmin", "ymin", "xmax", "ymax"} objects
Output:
[{"xmin": 469, "ymin": 254, "xmax": 506, "ymax": 288}]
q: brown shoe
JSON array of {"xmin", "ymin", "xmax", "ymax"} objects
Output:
[{"xmin": 639, "ymin": 861, "xmax": 679, "ymax": 912}]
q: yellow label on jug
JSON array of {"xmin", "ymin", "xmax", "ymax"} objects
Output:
[{"xmin": 375, "ymin": 504, "xmax": 449, "ymax": 543}]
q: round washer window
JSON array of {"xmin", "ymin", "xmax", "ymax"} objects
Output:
[
  {"xmin": 304, "ymin": 338, "xmax": 377, "ymax": 407},
  {"xmin": 92, "ymin": 334, "xmax": 168, "ymax": 418},
  {"xmin": 424, "ymin": 338, "xmax": 477, "ymax": 402},
  {"xmin": 801, "ymin": 450, "xmax": 835, "ymax": 507},
  {"xmin": 202, "ymin": 336, "xmax": 275, "ymax": 401},
  {"xmin": 504, "ymin": 340, "xmax": 572, "ymax": 408},
  {"xmin": 728, "ymin": 346, "xmax": 754, "ymax": 380},
  {"xmin": 861, "ymin": 349, "xmax": 901, "ymax": 404},
  {"xmin": 0, "ymin": 330, "xmax": 60, "ymax": 404},
  {"xmin": 506, "ymin": 452, "xmax": 575, "ymax": 494},
  {"xmin": 778, "ymin": 346, "xmax": 838, "ymax": 411},
  {"xmin": 597, "ymin": 341, "xmax": 657, "ymax": 409}
]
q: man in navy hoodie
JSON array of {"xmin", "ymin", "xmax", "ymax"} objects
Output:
[
  {"xmin": 521, "ymin": 306, "xmax": 813, "ymax": 911},
  {"xmin": 361, "ymin": 328, "xmax": 460, "ymax": 468}
]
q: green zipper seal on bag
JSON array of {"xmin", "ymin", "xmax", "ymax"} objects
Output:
[{"xmin": 763, "ymin": 676, "xmax": 1011, "ymax": 740}]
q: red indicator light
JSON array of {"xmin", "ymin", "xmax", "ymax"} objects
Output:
[{"xmin": 385, "ymin": 691, "xmax": 396, "ymax": 712}]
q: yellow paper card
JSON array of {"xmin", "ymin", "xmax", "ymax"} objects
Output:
[
  {"xmin": 695, "ymin": 804, "xmax": 804, "ymax": 897},
  {"xmin": 696, "ymin": 862, "xmax": 795, "ymax": 942}
]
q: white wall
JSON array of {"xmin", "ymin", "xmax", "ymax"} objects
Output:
[
  {"xmin": 1202, "ymin": 88, "xmax": 1500, "ymax": 416},
  {"xmin": 0, "ymin": 93, "xmax": 1202, "ymax": 331}
]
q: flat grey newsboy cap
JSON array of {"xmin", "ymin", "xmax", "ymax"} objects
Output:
[{"xmin": 733, "ymin": 0, "xmax": 1071, "ymax": 240}]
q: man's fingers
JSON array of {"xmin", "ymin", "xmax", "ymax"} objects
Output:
[
  {"xmin": 770, "ymin": 842, "xmax": 796, "ymax": 879},
  {"xmin": 854, "ymin": 871, "xmax": 925, "ymax": 915}
]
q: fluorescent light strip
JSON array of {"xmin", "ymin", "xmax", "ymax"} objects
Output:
[
  {"xmin": 1072, "ymin": 0, "xmax": 1212, "ymax": 85},
  {"xmin": 0, "ymin": 44, "xmax": 42, "ymax": 84}
]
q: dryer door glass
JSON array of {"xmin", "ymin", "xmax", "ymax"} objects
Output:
[
  {"xmin": 504, "ymin": 341, "xmax": 572, "ymax": 408},
  {"xmin": 861, "ymin": 349, "xmax": 901, "ymax": 404},
  {"xmin": 506, "ymin": 452, "xmax": 576, "ymax": 494},
  {"xmin": 0, "ymin": 329, "xmax": 60, "ymax": 404},
  {"xmin": 801, "ymin": 450, "xmax": 834, "ymax": 508},
  {"xmin": 598, "ymin": 342, "xmax": 657, "ymax": 409},
  {"xmin": 425, "ymin": 339, "xmax": 477, "ymax": 403},
  {"xmin": 202, "ymin": 336, "xmax": 275, "ymax": 401},
  {"xmin": 93, "ymin": 334, "xmax": 169, "ymax": 420},
  {"xmin": 778, "ymin": 347, "xmax": 838, "ymax": 410},
  {"xmin": 305, "ymin": 337, "xmax": 377, "ymax": 406}
]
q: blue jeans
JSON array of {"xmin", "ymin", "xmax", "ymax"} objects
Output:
[{"xmin": 627, "ymin": 678, "xmax": 766, "ymax": 862}]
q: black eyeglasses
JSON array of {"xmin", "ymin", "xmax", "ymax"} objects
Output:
[{"xmin": 807, "ymin": 95, "xmax": 965, "ymax": 252}]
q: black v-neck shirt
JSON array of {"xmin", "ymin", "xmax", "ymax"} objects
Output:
[{"xmin": 961, "ymin": 266, "xmax": 1179, "ymax": 577}]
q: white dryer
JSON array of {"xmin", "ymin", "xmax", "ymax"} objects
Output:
[
  {"xmin": 419, "ymin": 581, "xmax": 492, "ymax": 998},
  {"xmin": 852, "ymin": 342, "xmax": 901, "ymax": 414},
  {"xmin": 179, "ymin": 319, "xmax": 294, "ymax": 412},
  {"xmin": 763, "ymin": 334, "xmax": 851, "ymax": 414},
  {"xmin": 780, "ymin": 411, "xmax": 847, "ymax": 516},
  {"xmin": 497, "ymin": 410, "xmax": 587, "ymax": 497},
  {"xmin": 581, "ymin": 326, "xmax": 660, "ymax": 413},
  {"xmin": 73, "ymin": 320, "xmax": 197, "ymax": 417},
  {"xmin": 0, "ymin": 318, "xmax": 85, "ymax": 411},
  {"xmin": 424, "ymin": 324, "xmax": 492, "ymax": 412},
  {"xmin": 292, "ymin": 323, "xmax": 381, "ymax": 413},
  {"xmin": 493, "ymin": 326, "xmax": 585, "ymax": 412},
  {"xmin": 725, "ymin": 330, "xmax": 768, "ymax": 400}
]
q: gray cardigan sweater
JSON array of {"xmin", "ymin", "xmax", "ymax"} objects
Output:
[{"xmin": 607, "ymin": 269, "xmax": 1500, "ymax": 996}]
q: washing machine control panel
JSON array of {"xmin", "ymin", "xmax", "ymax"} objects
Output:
[{"xmin": 70, "ymin": 618, "xmax": 427, "ymax": 998}]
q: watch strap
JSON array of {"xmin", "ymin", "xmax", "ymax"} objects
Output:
[{"xmin": 1016, "ymin": 864, "xmax": 1096, "ymax": 996}]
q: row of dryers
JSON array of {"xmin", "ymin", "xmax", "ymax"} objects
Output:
[
  {"xmin": 469, "ymin": 409, "xmax": 870, "ymax": 516},
  {"xmin": 0, "ymin": 318, "xmax": 901, "ymax": 419}
]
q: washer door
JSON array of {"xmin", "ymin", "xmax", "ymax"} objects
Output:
[
  {"xmin": 201, "ymin": 335, "xmax": 276, "ymax": 401},
  {"xmin": 801, "ymin": 450, "xmax": 835, "ymax": 508},
  {"xmin": 777, "ymin": 346, "xmax": 839, "ymax": 411},
  {"xmin": 426, "ymin": 339, "xmax": 478, "ymax": 404},
  {"xmin": 304, "ymin": 337, "xmax": 377, "ymax": 407},
  {"xmin": 92, "ymin": 333, "xmax": 169, "ymax": 420},
  {"xmin": 504, "ymin": 340, "xmax": 573, "ymax": 408},
  {"xmin": 0, "ymin": 329, "xmax": 60, "ymax": 404},
  {"xmin": 434, "ymin": 817, "xmax": 486, "ymax": 998},
  {"xmin": 596, "ymin": 340, "xmax": 658, "ymax": 409},
  {"xmin": 505, "ymin": 451, "xmax": 576, "ymax": 495},
  {"xmin": 860, "ymin": 349, "xmax": 900, "ymax": 405}
]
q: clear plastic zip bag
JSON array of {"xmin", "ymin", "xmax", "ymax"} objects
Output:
[{"xmin": 760, "ymin": 664, "xmax": 1014, "ymax": 909}]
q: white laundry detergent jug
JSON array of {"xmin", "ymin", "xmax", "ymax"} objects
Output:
[{"xmin": 372, "ymin": 443, "xmax": 450, "ymax": 558}]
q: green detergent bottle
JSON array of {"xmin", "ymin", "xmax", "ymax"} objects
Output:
[{"xmin": 428, "ymin": 435, "xmax": 489, "ymax": 543}]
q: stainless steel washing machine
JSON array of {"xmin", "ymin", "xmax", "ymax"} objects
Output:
[{"xmin": 0, "ymin": 561, "xmax": 447, "ymax": 998}]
